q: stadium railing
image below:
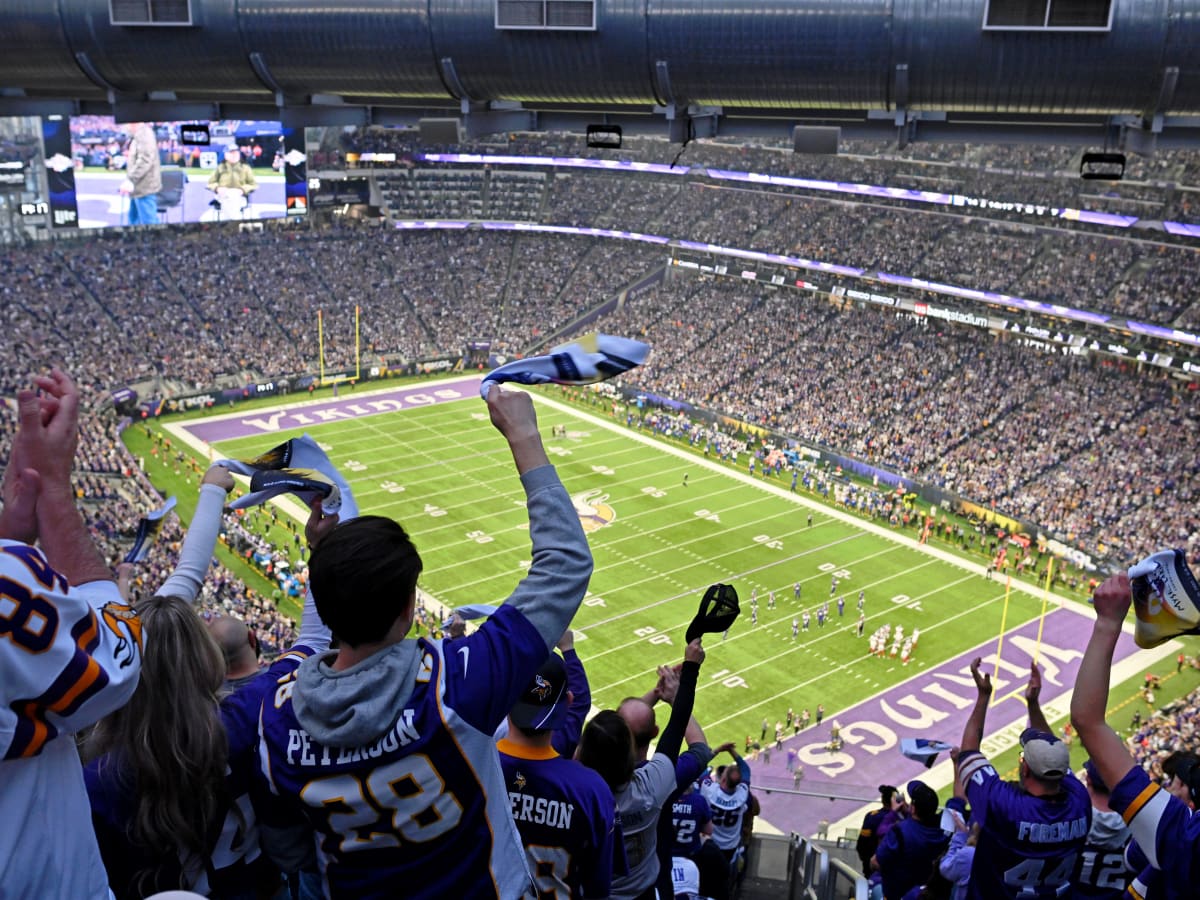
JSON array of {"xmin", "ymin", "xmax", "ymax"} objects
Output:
[{"xmin": 764, "ymin": 834, "xmax": 867, "ymax": 900}]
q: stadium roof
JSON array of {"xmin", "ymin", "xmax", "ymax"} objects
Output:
[{"xmin": 1, "ymin": 0, "xmax": 1199, "ymax": 149}]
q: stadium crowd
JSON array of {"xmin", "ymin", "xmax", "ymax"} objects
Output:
[
  {"xmin": 3, "ymin": 134, "xmax": 1200, "ymax": 899},
  {"xmin": 4, "ymin": 364, "xmax": 1198, "ymax": 900},
  {"xmin": 2, "ymin": 202, "xmax": 1198, "ymax": 561},
  {"xmin": 333, "ymin": 127, "xmax": 1199, "ymax": 223}
]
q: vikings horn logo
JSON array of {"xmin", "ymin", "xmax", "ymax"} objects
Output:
[
  {"xmin": 572, "ymin": 488, "xmax": 616, "ymax": 534},
  {"xmin": 513, "ymin": 771, "xmax": 527, "ymax": 790},
  {"xmin": 531, "ymin": 674, "xmax": 552, "ymax": 701}
]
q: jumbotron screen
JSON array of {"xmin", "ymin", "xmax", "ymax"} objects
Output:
[{"xmin": 44, "ymin": 115, "xmax": 307, "ymax": 229}]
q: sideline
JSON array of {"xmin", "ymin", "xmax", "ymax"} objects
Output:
[{"xmin": 533, "ymin": 392, "xmax": 1085, "ymax": 612}]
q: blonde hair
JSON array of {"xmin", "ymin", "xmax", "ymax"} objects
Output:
[{"xmin": 85, "ymin": 595, "xmax": 229, "ymax": 890}]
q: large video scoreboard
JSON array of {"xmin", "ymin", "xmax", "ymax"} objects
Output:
[{"xmin": 41, "ymin": 115, "xmax": 307, "ymax": 230}]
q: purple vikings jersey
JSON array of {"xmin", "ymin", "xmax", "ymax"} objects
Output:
[
  {"xmin": 87, "ymin": 647, "xmax": 318, "ymax": 896},
  {"xmin": 498, "ymin": 739, "xmax": 615, "ymax": 899},
  {"xmin": 671, "ymin": 789, "xmax": 712, "ymax": 857},
  {"xmin": 258, "ymin": 606, "xmax": 546, "ymax": 899},
  {"xmin": 959, "ymin": 751, "xmax": 1091, "ymax": 899},
  {"xmin": 1110, "ymin": 765, "xmax": 1200, "ymax": 900}
]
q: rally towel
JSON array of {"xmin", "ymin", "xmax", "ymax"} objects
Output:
[
  {"xmin": 480, "ymin": 333, "xmax": 650, "ymax": 399},
  {"xmin": 123, "ymin": 497, "xmax": 178, "ymax": 564},
  {"xmin": 900, "ymin": 738, "xmax": 954, "ymax": 769},
  {"xmin": 218, "ymin": 434, "xmax": 358, "ymax": 519},
  {"xmin": 1128, "ymin": 549, "xmax": 1200, "ymax": 648}
]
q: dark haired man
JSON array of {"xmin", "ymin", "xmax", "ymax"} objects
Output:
[
  {"xmin": 257, "ymin": 387, "xmax": 593, "ymax": 898},
  {"xmin": 499, "ymin": 652, "xmax": 615, "ymax": 899},
  {"xmin": 857, "ymin": 785, "xmax": 899, "ymax": 877},
  {"xmin": 872, "ymin": 780, "xmax": 949, "ymax": 900}
]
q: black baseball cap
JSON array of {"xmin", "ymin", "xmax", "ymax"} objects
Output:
[{"xmin": 509, "ymin": 652, "xmax": 569, "ymax": 732}]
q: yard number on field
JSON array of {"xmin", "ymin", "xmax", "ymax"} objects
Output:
[
  {"xmin": 708, "ymin": 668, "xmax": 749, "ymax": 689},
  {"xmin": 890, "ymin": 593, "xmax": 923, "ymax": 611},
  {"xmin": 633, "ymin": 626, "xmax": 671, "ymax": 646}
]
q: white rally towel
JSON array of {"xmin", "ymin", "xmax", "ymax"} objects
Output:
[
  {"xmin": 1128, "ymin": 548, "xmax": 1200, "ymax": 648},
  {"xmin": 900, "ymin": 737, "xmax": 954, "ymax": 769},
  {"xmin": 480, "ymin": 332, "xmax": 650, "ymax": 399},
  {"xmin": 218, "ymin": 434, "xmax": 358, "ymax": 519}
]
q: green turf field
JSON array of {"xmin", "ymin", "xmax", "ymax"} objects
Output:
[{"xmin": 178, "ymin": 387, "xmax": 1065, "ymax": 750}]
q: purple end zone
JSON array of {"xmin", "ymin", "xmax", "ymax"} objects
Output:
[
  {"xmin": 752, "ymin": 605, "xmax": 1141, "ymax": 836},
  {"xmin": 179, "ymin": 376, "xmax": 484, "ymax": 444}
]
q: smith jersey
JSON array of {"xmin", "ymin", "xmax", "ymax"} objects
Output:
[
  {"xmin": 671, "ymin": 789, "xmax": 712, "ymax": 858},
  {"xmin": 700, "ymin": 781, "xmax": 751, "ymax": 851},
  {"xmin": 1071, "ymin": 810, "xmax": 1132, "ymax": 900},
  {"xmin": 0, "ymin": 541, "xmax": 143, "ymax": 900},
  {"xmin": 959, "ymin": 751, "xmax": 1092, "ymax": 900},
  {"xmin": 498, "ymin": 739, "xmax": 615, "ymax": 899},
  {"xmin": 259, "ymin": 607, "xmax": 545, "ymax": 899}
]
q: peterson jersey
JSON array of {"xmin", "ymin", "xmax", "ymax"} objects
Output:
[
  {"xmin": 258, "ymin": 612, "xmax": 543, "ymax": 899},
  {"xmin": 498, "ymin": 739, "xmax": 615, "ymax": 899}
]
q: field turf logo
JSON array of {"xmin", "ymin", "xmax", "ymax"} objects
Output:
[{"xmin": 572, "ymin": 489, "xmax": 616, "ymax": 533}]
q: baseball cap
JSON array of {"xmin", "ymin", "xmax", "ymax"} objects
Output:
[
  {"xmin": 508, "ymin": 653, "xmax": 568, "ymax": 732},
  {"xmin": 685, "ymin": 582, "xmax": 740, "ymax": 643},
  {"xmin": 906, "ymin": 780, "xmax": 939, "ymax": 820},
  {"xmin": 1020, "ymin": 728, "xmax": 1069, "ymax": 780},
  {"xmin": 671, "ymin": 856, "xmax": 701, "ymax": 899},
  {"xmin": 1128, "ymin": 549, "xmax": 1200, "ymax": 648}
]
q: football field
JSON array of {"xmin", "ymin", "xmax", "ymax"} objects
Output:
[{"xmin": 166, "ymin": 376, "xmax": 1168, "ymax": 836}]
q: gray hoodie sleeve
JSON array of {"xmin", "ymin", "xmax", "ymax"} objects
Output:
[
  {"xmin": 504, "ymin": 464, "xmax": 593, "ymax": 648},
  {"xmin": 155, "ymin": 483, "xmax": 226, "ymax": 602}
]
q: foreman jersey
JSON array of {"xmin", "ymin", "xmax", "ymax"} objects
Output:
[
  {"xmin": 498, "ymin": 738, "xmax": 615, "ymax": 899},
  {"xmin": 671, "ymin": 789, "xmax": 712, "ymax": 857},
  {"xmin": 258, "ymin": 607, "xmax": 545, "ymax": 899},
  {"xmin": 700, "ymin": 780, "xmax": 751, "ymax": 851},
  {"xmin": 959, "ymin": 750, "xmax": 1092, "ymax": 900}
]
